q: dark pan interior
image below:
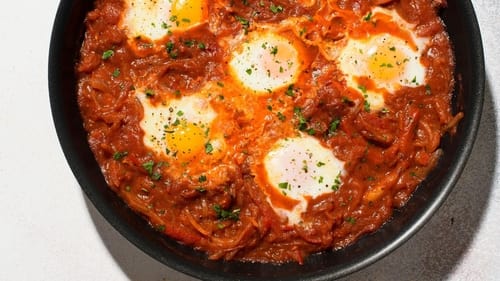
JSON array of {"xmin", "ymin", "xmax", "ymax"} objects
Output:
[{"xmin": 48, "ymin": 1, "xmax": 484, "ymax": 280}]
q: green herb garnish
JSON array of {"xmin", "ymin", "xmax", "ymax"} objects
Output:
[
  {"xmin": 328, "ymin": 118, "xmax": 341, "ymax": 135},
  {"xmin": 293, "ymin": 107, "xmax": 308, "ymax": 131},
  {"xmin": 277, "ymin": 112, "xmax": 286, "ymax": 121},
  {"xmin": 278, "ymin": 182, "xmax": 290, "ymax": 189},
  {"xmin": 113, "ymin": 151, "xmax": 128, "ymax": 160},
  {"xmin": 363, "ymin": 11, "xmax": 372, "ymax": 21},
  {"xmin": 205, "ymin": 142, "xmax": 214, "ymax": 154},
  {"xmin": 345, "ymin": 217, "xmax": 356, "ymax": 224},
  {"xmin": 285, "ymin": 84, "xmax": 295, "ymax": 97},
  {"xmin": 213, "ymin": 204, "xmax": 240, "ymax": 221},
  {"xmin": 270, "ymin": 4, "xmax": 284, "ymax": 13},
  {"xmin": 102, "ymin": 49, "xmax": 114, "ymax": 60},
  {"xmin": 112, "ymin": 68, "xmax": 120, "ymax": 77},
  {"xmin": 234, "ymin": 15, "xmax": 250, "ymax": 33},
  {"xmin": 145, "ymin": 89, "xmax": 155, "ymax": 97},
  {"xmin": 331, "ymin": 172, "xmax": 342, "ymax": 191},
  {"xmin": 198, "ymin": 175, "xmax": 207, "ymax": 182},
  {"xmin": 142, "ymin": 160, "xmax": 155, "ymax": 175}
]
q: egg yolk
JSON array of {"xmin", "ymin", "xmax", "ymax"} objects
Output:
[
  {"xmin": 171, "ymin": 0, "xmax": 206, "ymax": 28},
  {"xmin": 262, "ymin": 40, "xmax": 297, "ymax": 81},
  {"xmin": 229, "ymin": 32, "xmax": 301, "ymax": 94},
  {"xmin": 366, "ymin": 37, "xmax": 409, "ymax": 82},
  {"xmin": 166, "ymin": 120, "xmax": 207, "ymax": 159}
]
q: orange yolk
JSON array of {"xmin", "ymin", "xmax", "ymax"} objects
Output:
[
  {"xmin": 367, "ymin": 39, "xmax": 409, "ymax": 82},
  {"xmin": 165, "ymin": 121, "xmax": 207, "ymax": 160},
  {"xmin": 171, "ymin": 0, "xmax": 206, "ymax": 29}
]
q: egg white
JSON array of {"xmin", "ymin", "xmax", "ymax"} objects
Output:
[
  {"xmin": 338, "ymin": 7, "xmax": 429, "ymax": 111},
  {"xmin": 262, "ymin": 134, "xmax": 345, "ymax": 225},
  {"xmin": 136, "ymin": 90, "xmax": 219, "ymax": 159},
  {"xmin": 120, "ymin": 0, "xmax": 207, "ymax": 41},
  {"xmin": 229, "ymin": 31, "xmax": 301, "ymax": 94}
]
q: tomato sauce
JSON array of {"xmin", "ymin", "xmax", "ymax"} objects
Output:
[{"xmin": 77, "ymin": 0, "xmax": 458, "ymax": 263}]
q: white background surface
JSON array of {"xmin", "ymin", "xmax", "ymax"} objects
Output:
[{"xmin": 1, "ymin": 0, "xmax": 498, "ymax": 280}]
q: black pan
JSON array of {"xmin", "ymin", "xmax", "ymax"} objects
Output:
[{"xmin": 48, "ymin": 1, "xmax": 485, "ymax": 280}]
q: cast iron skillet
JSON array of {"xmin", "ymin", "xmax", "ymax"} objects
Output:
[{"xmin": 48, "ymin": 1, "xmax": 485, "ymax": 280}]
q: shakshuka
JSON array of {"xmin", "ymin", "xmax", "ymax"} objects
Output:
[{"xmin": 76, "ymin": 0, "xmax": 461, "ymax": 263}]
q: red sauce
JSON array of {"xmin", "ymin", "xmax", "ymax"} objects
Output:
[{"xmin": 77, "ymin": 0, "xmax": 459, "ymax": 263}]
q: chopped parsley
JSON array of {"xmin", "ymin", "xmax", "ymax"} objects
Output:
[
  {"xmin": 331, "ymin": 172, "xmax": 342, "ymax": 191},
  {"xmin": 342, "ymin": 96, "xmax": 353, "ymax": 104},
  {"xmin": 102, "ymin": 49, "xmax": 114, "ymax": 60},
  {"xmin": 345, "ymin": 217, "xmax": 357, "ymax": 224},
  {"xmin": 270, "ymin": 46, "xmax": 278, "ymax": 55},
  {"xmin": 142, "ymin": 160, "xmax": 162, "ymax": 181},
  {"xmin": 293, "ymin": 107, "xmax": 308, "ymax": 131},
  {"xmin": 166, "ymin": 41, "xmax": 174, "ymax": 52},
  {"xmin": 299, "ymin": 27, "xmax": 307, "ymax": 36},
  {"xmin": 112, "ymin": 68, "xmax": 120, "ymax": 78},
  {"xmin": 234, "ymin": 15, "xmax": 250, "ymax": 33},
  {"xmin": 213, "ymin": 204, "xmax": 240, "ymax": 221},
  {"xmin": 198, "ymin": 175, "xmax": 207, "ymax": 182},
  {"xmin": 113, "ymin": 151, "xmax": 128, "ymax": 160},
  {"xmin": 357, "ymin": 84, "xmax": 367, "ymax": 94},
  {"xmin": 302, "ymin": 161, "xmax": 309, "ymax": 173},
  {"xmin": 285, "ymin": 84, "xmax": 295, "ymax": 97},
  {"xmin": 318, "ymin": 176, "xmax": 324, "ymax": 184},
  {"xmin": 151, "ymin": 172, "xmax": 162, "ymax": 181},
  {"xmin": 363, "ymin": 95, "xmax": 371, "ymax": 112},
  {"xmin": 328, "ymin": 118, "xmax": 341, "ymax": 135},
  {"xmin": 170, "ymin": 15, "xmax": 179, "ymax": 26},
  {"xmin": 205, "ymin": 142, "xmax": 214, "ymax": 154},
  {"xmin": 184, "ymin": 40, "xmax": 195, "ymax": 47},
  {"xmin": 363, "ymin": 11, "xmax": 373, "ymax": 22},
  {"xmin": 278, "ymin": 182, "xmax": 291, "ymax": 189},
  {"xmin": 142, "ymin": 160, "xmax": 155, "ymax": 175},
  {"xmin": 165, "ymin": 41, "xmax": 178, "ymax": 58},
  {"xmin": 277, "ymin": 111, "xmax": 286, "ymax": 121},
  {"xmin": 145, "ymin": 89, "xmax": 155, "ymax": 97},
  {"xmin": 270, "ymin": 3, "xmax": 284, "ymax": 14}
]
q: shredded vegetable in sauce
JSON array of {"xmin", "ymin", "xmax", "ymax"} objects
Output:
[{"xmin": 77, "ymin": 0, "xmax": 460, "ymax": 263}]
